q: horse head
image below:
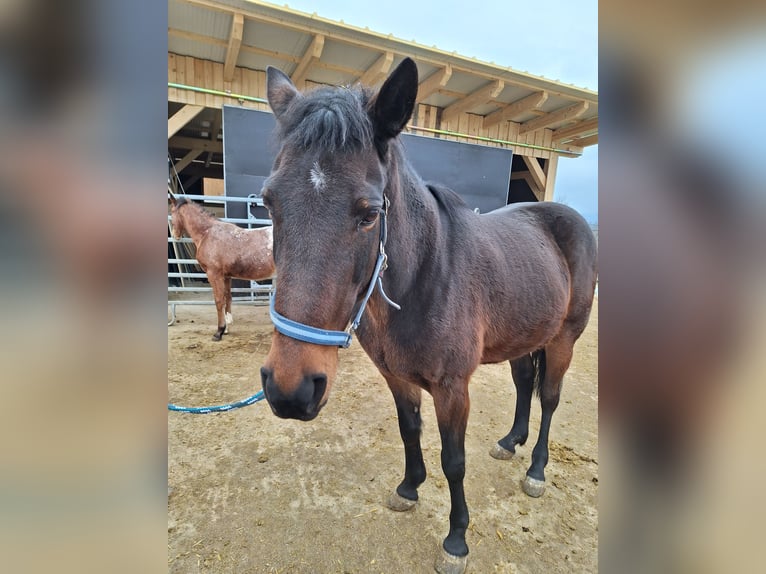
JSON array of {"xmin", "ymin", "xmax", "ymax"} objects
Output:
[
  {"xmin": 260, "ymin": 58, "xmax": 418, "ymax": 420},
  {"xmin": 168, "ymin": 194, "xmax": 189, "ymax": 240}
]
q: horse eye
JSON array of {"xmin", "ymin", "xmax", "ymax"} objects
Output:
[{"xmin": 360, "ymin": 208, "xmax": 380, "ymax": 227}]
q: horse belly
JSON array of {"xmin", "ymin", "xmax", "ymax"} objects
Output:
[{"xmin": 480, "ymin": 278, "xmax": 570, "ymax": 363}]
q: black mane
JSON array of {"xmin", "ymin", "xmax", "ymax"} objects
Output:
[
  {"xmin": 426, "ymin": 182, "xmax": 469, "ymax": 220},
  {"xmin": 278, "ymin": 85, "xmax": 374, "ymax": 154}
]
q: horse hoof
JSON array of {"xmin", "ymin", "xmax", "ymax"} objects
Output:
[
  {"xmin": 522, "ymin": 475, "xmax": 546, "ymax": 498},
  {"xmin": 212, "ymin": 334, "xmax": 222, "ymax": 342},
  {"xmin": 434, "ymin": 547, "xmax": 468, "ymax": 574},
  {"xmin": 489, "ymin": 443, "xmax": 515, "ymax": 460},
  {"xmin": 387, "ymin": 491, "xmax": 417, "ymax": 512},
  {"xmin": 225, "ymin": 312, "xmax": 233, "ymax": 325}
]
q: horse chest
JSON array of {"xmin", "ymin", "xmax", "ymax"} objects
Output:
[{"xmin": 361, "ymin": 329, "xmax": 470, "ymax": 390}]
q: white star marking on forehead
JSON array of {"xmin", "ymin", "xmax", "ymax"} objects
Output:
[{"xmin": 309, "ymin": 162, "xmax": 326, "ymax": 192}]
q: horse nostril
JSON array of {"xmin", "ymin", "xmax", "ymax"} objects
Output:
[
  {"xmin": 311, "ymin": 374, "xmax": 327, "ymax": 406},
  {"xmin": 260, "ymin": 367, "xmax": 272, "ymax": 395}
]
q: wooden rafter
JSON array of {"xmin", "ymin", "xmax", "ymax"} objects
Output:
[
  {"xmin": 223, "ymin": 13, "xmax": 244, "ymax": 82},
  {"xmin": 519, "ymin": 101, "xmax": 589, "ymax": 135},
  {"xmin": 239, "ymin": 43, "xmax": 300, "ymax": 64},
  {"xmin": 551, "ymin": 118, "xmax": 598, "ymax": 142},
  {"xmin": 568, "ymin": 134, "xmax": 598, "ymax": 148},
  {"xmin": 522, "ymin": 156, "xmax": 546, "ymax": 192},
  {"xmin": 169, "ymin": 135, "xmax": 223, "ymax": 153},
  {"xmin": 511, "ymin": 171, "xmax": 538, "ymax": 193},
  {"xmin": 169, "ymin": 27, "xmax": 227, "ymax": 47},
  {"xmin": 205, "ymin": 111, "xmax": 222, "ymax": 168},
  {"xmin": 441, "ymin": 80, "xmax": 505, "ymax": 124},
  {"xmin": 482, "ymin": 91, "xmax": 548, "ymax": 129},
  {"xmin": 357, "ymin": 52, "xmax": 393, "ymax": 87},
  {"xmin": 168, "ymin": 104, "xmax": 204, "ymax": 139},
  {"xmin": 543, "ymin": 155, "xmax": 559, "ymax": 201},
  {"xmin": 292, "ymin": 34, "xmax": 324, "ymax": 88},
  {"xmin": 416, "ymin": 65, "xmax": 452, "ymax": 102},
  {"xmin": 173, "ymin": 149, "xmax": 204, "ymax": 173}
]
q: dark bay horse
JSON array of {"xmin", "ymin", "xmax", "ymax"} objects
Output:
[
  {"xmin": 169, "ymin": 195, "xmax": 275, "ymax": 340},
  {"xmin": 259, "ymin": 58, "xmax": 597, "ymax": 573}
]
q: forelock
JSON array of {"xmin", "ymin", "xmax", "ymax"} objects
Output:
[{"xmin": 277, "ymin": 85, "xmax": 373, "ymax": 154}]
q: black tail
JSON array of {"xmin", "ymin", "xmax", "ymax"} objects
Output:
[{"xmin": 531, "ymin": 348, "xmax": 547, "ymax": 396}]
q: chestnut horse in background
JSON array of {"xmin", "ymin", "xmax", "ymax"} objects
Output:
[
  {"xmin": 169, "ymin": 195, "xmax": 275, "ymax": 340},
  {"xmin": 259, "ymin": 59, "xmax": 597, "ymax": 573}
]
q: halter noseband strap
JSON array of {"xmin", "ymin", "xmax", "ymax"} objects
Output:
[{"xmin": 269, "ymin": 197, "xmax": 400, "ymax": 349}]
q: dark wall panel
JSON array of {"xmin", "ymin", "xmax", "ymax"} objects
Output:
[
  {"xmin": 223, "ymin": 106, "xmax": 277, "ymax": 222},
  {"xmin": 399, "ymin": 133, "xmax": 511, "ymax": 213},
  {"xmin": 223, "ymin": 105, "xmax": 513, "ymax": 217}
]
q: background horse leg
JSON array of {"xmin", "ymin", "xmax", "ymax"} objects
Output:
[
  {"xmin": 209, "ymin": 274, "xmax": 227, "ymax": 341},
  {"xmin": 491, "ymin": 354, "xmax": 536, "ymax": 460},
  {"xmin": 432, "ymin": 383, "xmax": 470, "ymax": 574},
  {"xmin": 224, "ymin": 277, "xmax": 232, "ymax": 333},
  {"xmin": 523, "ymin": 337, "xmax": 574, "ymax": 497},
  {"xmin": 385, "ymin": 378, "xmax": 426, "ymax": 512}
]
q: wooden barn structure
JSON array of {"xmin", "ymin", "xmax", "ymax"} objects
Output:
[{"xmin": 168, "ymin": 0, "xmax": 598, "ymax": 206}]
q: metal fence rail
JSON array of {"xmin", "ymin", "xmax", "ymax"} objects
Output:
[{"xmin": 168, "ymin": 191, "xmax": 274, "ymax": 326}]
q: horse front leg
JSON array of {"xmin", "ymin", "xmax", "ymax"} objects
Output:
[
  {"xmin": 433, "ymin": 382, "xmax": 470, "ymax": 574},
  {"xmin": 223, "ymin": 277, "xmax": 232, "ymax": 333},
  {"xmin": 208, "ymin": 273, "xmax": 227, "ymax": 341},
  {"xmin": 385, "ymin": 377, "xmax": 426, "ymax": 512}
]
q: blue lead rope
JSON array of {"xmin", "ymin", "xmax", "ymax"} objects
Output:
[{"xmin": 168, "ymin": 390, "xmax": 265, "ymax": 414}]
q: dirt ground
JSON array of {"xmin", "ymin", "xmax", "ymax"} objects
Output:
[{"xmin": 168, "ymin": 300, "xmax": 598, "ymax": 573}]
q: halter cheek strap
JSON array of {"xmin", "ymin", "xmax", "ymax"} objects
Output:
[{"xmin": 269, "ymin": 198, "xmax": 400, "ymax": 348}]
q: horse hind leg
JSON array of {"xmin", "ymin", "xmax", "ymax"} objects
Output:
[
  {"xmin": 224, "ymin": 277, "xmax": 233, "ymax": 333},
  {"xmin": 522, "ymin": 336, "xmax": 575, "ymax": 498},
  {"xmin": 491, "ymin": 354, "xmax": 536, "ymax": 460}
]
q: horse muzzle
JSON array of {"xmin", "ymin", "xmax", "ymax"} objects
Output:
[{"xmin": 260, "ymin": 367, "xmax": 328, "ymax": 421}]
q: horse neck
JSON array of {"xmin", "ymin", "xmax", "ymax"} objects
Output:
[
  {"xmin": 179, "ymin": 204, "xmax": 214, "ymax": 244},
  {"xmin": 381, "ymin": 148, "xmax": 443, "ymax": 290}
]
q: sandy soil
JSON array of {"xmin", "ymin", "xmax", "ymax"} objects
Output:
[{"xmin": 168, "ymin": 301, "xmax": 598, "ymax": 573}]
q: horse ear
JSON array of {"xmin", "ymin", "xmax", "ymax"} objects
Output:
[
  {"xmin": 168, "ymin": 192, "xmax": 176, "ymax": 206},
  {"xmin": 266, "ymin": 66, "xmax": 300, "ymax": 120},
  {"xmin": 371, "ymin": 57, "xmax": 418, "ymax": 142}
]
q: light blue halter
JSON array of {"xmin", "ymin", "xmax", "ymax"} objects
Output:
[{"xmin": 269, "ymin": 197, "xmax": 401, "ymax": 348}]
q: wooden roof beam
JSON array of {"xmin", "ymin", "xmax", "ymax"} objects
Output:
[
  {"xmin": 568, "ymin": 134, "xmax": 599, "ymax": 148},
  {"xmin": 173, "ymin": 149, "xmax": 204, "ymax": 173},
  {"xmin": 169, "ymin": 135, "xmax": 223, "ymax": 153},
  {"xmin": 223, "ymin": 13, "xmax": 244, "ymax": 83},
  {"xmin": 416, "ymin": 64, "xmax": 452, "ymax": 102},
  {"xmin": 441, "ymin": 80, "xmax": 505, "ymax": 124},
  {"xmin": 357, "ymin": 52, "xmax": 394, "ymax": 87},
  {"xmin": 204, "ymin": 112, "xmax": 222, "ymax": 168},
  {"xmin": 168, "ymin": 104, "xmax": 204, "ymax": 139},
  {"xmin": 482, "ymin": 91, "xmax": 548, "ymax": 129},
  {"xmin": 292, "ymin": 34, "xmax": 325, "ymax": 89},
  {"xmin": 522, "ymin": 156, "xmax": 546, "ymax": 192},
  {"xmin": 519, "ymin": 101, "xmax": 589, "ymax": 135},
  {"xmin": 551, "ymin": 117, "xmax": 598, "ymax": 142}
]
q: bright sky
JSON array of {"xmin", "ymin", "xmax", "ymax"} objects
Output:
[{"xmin": 275, "ymin": 0, "xmax": 598, "ymax": 222}]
